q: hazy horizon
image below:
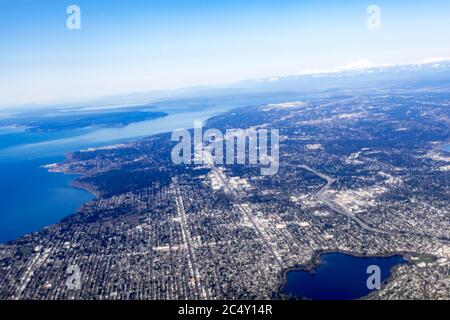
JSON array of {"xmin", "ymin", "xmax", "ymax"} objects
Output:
[{"xmin": 1, "ymin": 0, "xmax": 450, "ymax": 108}]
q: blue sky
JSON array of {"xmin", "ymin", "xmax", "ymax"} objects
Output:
[{"xmin": 1, "ymin": 0, "xmax": 450, "ymax": 108}]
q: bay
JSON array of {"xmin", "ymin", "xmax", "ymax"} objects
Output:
[{"xmin": 0, "ymin": 107, "xmax": 228, "ymax": 243}]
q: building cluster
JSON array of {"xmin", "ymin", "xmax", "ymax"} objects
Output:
[{"xmin": 1, "ymin": 92, "xmax": 449, "ymax": 299}]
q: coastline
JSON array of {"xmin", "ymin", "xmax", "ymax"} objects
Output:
[
  {"xmin": 44, "ymin": 107, "xmax": 231, "ymax": 205},
  {"xmin": 71, "ymin": 180, "xmax": 101, "ymax": 199},
  {"xmin": 43, "ymin": 161, "xmax": 100, "ymax": 199},
  {"xmin": 34, "ymin": 110, "xmax": 227, "ymax": 236}
]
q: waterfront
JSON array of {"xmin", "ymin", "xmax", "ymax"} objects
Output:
[{"xmin": 0, "ymin": 107, "xmax": 228, "ymax": 243}]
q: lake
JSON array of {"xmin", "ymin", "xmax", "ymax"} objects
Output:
[
  {"xmin": 280, "ymin": 252, "xmax": 407, "ymax": 300},
  {"xmin": 0, "ymin": 107, "xmax": 229, "ymax": 243}
]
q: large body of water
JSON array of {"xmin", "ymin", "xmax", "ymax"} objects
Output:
[
  {"xmin": 280, "ymin": 253, "xmax": 407, "ymax": 300},
  {"xmin": 0, "ymin": 107, "xmax": 228, "ymax": 243}
]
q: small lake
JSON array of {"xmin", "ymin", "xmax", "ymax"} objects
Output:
[{"xmin": 280, "ymin": 253, "xmax": 407, "ymax": 300}]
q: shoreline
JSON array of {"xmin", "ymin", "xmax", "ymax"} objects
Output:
[
  {"xmin": 0, "ymin": 108, "xmax": 230, "ymax": 244},
  {"xmin": 43, "ymin": 162, "xmax": 100, "ymax": 199},
  {"xmin": 71, "ymin": 180, "xmax": 101, "ymax": 199},
  {"xmin": 47, "ymin": 107, "xmax": 231, "ymax": 201}
]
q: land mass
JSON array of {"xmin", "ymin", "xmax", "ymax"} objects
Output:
[
  {"xmin": 0, "ymin": 109, "xmax": 167, "ymax": 132},
  {"xmin": 0, "ymin": 91, "xmax": 449, "ymax": 300}
]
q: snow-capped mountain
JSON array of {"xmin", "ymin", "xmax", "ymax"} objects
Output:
[{"xmin": 229, "ymin": 58, "xmax": 450, "ymax": 93}]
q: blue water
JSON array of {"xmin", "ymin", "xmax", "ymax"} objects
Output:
[
  {"xmin": 443, "ymin": 144, "xmax": 450, "ymax": 152},
  {"xmin": 0, "ymin": 157, "xmax": 94, "ymax": 243},
  {"xmin": 281, "ymin": 253, "xmax": 407, "ymax": 300},
  {"xmin": 0, "ymin": 107, "xmax": 229, "ymax": 243}
]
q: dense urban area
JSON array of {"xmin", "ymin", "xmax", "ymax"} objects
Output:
[{"xmin": 0, "ymin": 92, "xmax": 449, "ymax": 299}]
